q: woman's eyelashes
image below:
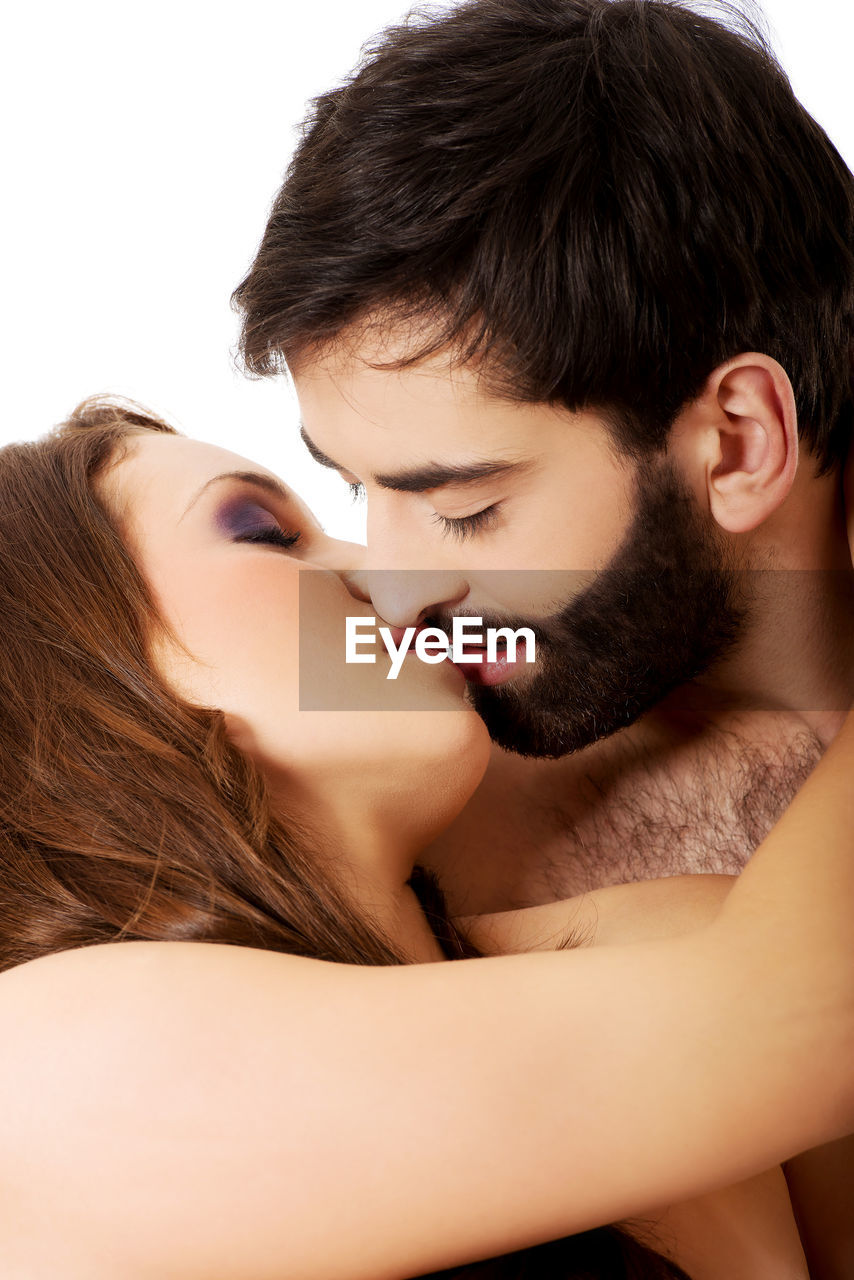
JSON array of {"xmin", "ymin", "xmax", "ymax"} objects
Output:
[
  {"xmin": 432, "ymin": 504, "xmax": 501, "ymax": 542},
  {"xmin": 216, "ymin": 499, "xmax": 302, "ymax": 551},
  {"xmin": 238, "ymin": 526, "xmax": 302, "ymax": 550}
]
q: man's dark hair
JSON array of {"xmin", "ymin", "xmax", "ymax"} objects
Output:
[{"xmin": 234, "ymin": 0, "xmax": 854, "ymax": 473}]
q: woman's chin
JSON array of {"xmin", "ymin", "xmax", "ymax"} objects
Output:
[{"xmin": 401, "ymin": 702, "xmax": 492, "ymax": 812}]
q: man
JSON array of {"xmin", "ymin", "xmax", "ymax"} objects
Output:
[{"xmin": 233, "ymin": 0, "xmax": 854, "ymax": 914}]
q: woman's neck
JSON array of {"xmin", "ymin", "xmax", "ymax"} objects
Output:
[
  {"xmin": 394, "ymin": 883, "xmax": 449, "ymax": 963},
  {"xmin": 275, "ymin": 777, "xmax": 448, "ymax": 963}
]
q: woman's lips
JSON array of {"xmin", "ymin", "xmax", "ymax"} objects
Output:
[
  {"xmin": 380, "ymin": 625, "xmax": 526, "ymax": 686},
  {"xmin": 379, "ymin": 623, "xmax": 465, "ymax": 683},
  {"xmin": 385, "ymin": 625, "xmax": 414, "ymax": 648}
]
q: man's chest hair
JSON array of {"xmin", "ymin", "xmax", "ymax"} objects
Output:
[
  {"xmin": 423, "ymin": 711, "xmax": 825, "ymax": 914},
  {"xmin": 536, "ymin": 716, "xmax": 824, "ymax": 898}
]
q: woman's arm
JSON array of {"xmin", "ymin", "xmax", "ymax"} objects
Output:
[
  {"xmin": 779, "ymin": 446, "xmax": 854, "ymax": 1280},
  {"xmin": 1, "ymin": 716, "xmax": 852, "ymax": 1280}
]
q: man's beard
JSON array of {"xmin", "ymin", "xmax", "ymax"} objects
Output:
[{"xmin": 432, "ymin": 459, "xmax": 748, "ymax": 759}]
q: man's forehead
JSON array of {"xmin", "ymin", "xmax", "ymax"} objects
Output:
[{"xmin": 293, "ymin": 340, "xmax": 499, "ymax": 430}]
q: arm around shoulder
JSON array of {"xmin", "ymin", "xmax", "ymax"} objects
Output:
[{"xmin": 1, "ymin": 847, "xmax": 853, "ymax": 1280}]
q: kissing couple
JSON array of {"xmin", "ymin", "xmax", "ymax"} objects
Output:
[{"xmin": 2, "ymin": 2, "xmax": 853, "ymax": 1277}]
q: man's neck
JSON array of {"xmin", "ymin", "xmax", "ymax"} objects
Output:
[
  {"xmin": 685, "ymin": 495, "xmax": 854, "ymax": 746},
  {"xmin": 652, "ymin": 567, "xmax": 853, "ymax": 749}
]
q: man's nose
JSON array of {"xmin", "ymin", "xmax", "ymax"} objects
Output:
[{"xmin": 344, "ymin": 568, "xmax": 470, "ymax": 628}]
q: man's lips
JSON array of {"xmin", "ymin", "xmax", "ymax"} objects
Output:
[{"xmin": 450, "ymin": 644, "xmax": 521, "ymax": 687}]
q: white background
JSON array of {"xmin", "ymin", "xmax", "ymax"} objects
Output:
[{"xmin": 3, "ymin": 0, "xmax": 852, "ymax": 542}]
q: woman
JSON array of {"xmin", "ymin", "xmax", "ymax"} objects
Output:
[{"xmin": 0, "ymin": 398, "xmax": 851, "ymax": 1280}]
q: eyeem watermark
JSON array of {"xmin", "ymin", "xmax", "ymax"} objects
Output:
[{"xmin": 346, "ymin": 616, "xmax": 536, "ymax": 679}]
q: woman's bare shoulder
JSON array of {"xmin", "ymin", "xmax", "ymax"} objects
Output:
[
  {"xmin": 458, "ymin": 873, "xmax": 737, "ymax": 954},
  {"xmin": 0, "ymin": 937, "xmax": 322, "ymax": 1011}
]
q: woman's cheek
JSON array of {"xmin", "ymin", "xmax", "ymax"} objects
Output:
[{"xmin": 154, "ymin": 557, "xmax": 304, "ymax": 713}]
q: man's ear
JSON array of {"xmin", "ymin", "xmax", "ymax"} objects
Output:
[{"xmin": 675, "ymin": 354, "xmax": 799, "ymax": 534}]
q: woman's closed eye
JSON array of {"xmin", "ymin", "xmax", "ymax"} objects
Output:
[
  {"xmin": 216, "ymin": 499, "xmax": 302, "ymax": 551},
  {"xmin": 238, "ymin": 524, "xmax": 302, "ymax": 550}
]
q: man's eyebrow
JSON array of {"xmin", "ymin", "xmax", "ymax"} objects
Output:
[
  {"xmin": 299, "ymin": 426, "xmax": 525, "ymax": 493},
  {"xmin": 300, "ymin": 426, "xmax": 342, "ymax": 472},
  {"xmin": 180, "ymin": 470, "xmax": 292, "ymax": 521},
  {"xmin": 372, "ymin": 458, "xmax": 526, "ymax": 492}
]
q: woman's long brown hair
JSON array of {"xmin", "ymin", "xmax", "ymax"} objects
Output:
[
  {"xmin": 0, "ymin": 398, "xmax": 688, "ymax": 1278},
  {"xmin": 0, "ymin": 397, "xmax": 474, "ymax": 971}
]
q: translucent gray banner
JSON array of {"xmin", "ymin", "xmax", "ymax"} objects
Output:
[{"xmin": 299, "ymin": 568, "xmax": 854, "ymax": 718}]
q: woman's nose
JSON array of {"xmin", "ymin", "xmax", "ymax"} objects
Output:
[
  {"xmin": 309, "ymin": 535, "xmax": 366, "ymax": 574},
  {"xmin": 343, "ymin": 568, "xmax": 470, "ymax": 628}
]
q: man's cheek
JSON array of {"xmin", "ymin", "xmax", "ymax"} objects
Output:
[{"xmin": 476, "ymin": 572, "xmax": 594, "ymax": 618}]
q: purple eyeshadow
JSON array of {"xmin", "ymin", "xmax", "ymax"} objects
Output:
[{"xmin": 215, "ymin": 497, "xmax": 280, "ymax": 539}]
